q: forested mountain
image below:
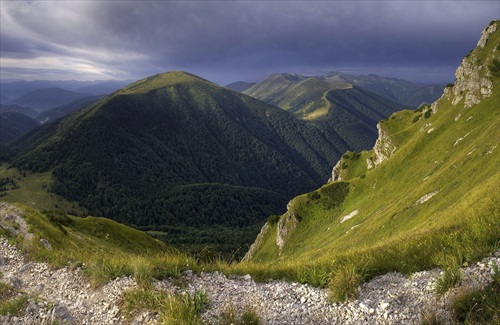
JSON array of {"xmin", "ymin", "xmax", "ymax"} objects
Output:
[{"xmin": 8, "ymin": 71, "xmax": 374, "ymax": 254}]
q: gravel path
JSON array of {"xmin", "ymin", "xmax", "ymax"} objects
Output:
[{"xmin": 1, "ymin": 202, "xmax": 499, "ymax": 324}]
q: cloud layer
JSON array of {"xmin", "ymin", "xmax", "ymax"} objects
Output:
[{"xmin": 1, "ymin": 1, "xmax": 498, "ymax": 84}]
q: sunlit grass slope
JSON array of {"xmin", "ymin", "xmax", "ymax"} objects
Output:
[
  {"xmin": 0, "ymin": 164, "xmax": 86, "ymax": 215},
  {"xmin": 241, "ymin": 21, "xmax": 500, "ymax": 291},
  {"xmin": 1, "ymin": 203, "xmax": 195, "ymax": 286}
]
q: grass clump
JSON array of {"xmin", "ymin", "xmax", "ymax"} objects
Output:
[
  {"xmin": 433, "ymin": 252, "xmax": 463, "ymax": 296},
  {"xmin": 450, "ymin": 261, "xmax": 500, "ymax": 324},
  {"xmin": 217, "ymin": 305, "xmax": 261, "ymax": 325},
  {"xmin": 0, "ymin": 281, "xmax": 30, "ymax": 316},
  {"xmin": 120, "ymin": 287, "xmax": 208, "ymax": 325},
  {"xmin": 328, "ymin": 259, "xmax": 370, "ymax": 302},
  {"xmin": 451, "ymin": 282, "xmax": 500, "ymax": 324},
  {"xmin": 435, "ymin": 268, "xmax": 462, "ymax": 296}
]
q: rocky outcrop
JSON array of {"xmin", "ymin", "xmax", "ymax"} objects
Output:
[
  {"xmin": 372, "ymin": 123, "xmax": 397, "ymax": 167},
  {"xmin": 432, "ymin": 21, "xmax": 498, "ymax": 112},
  {"xmin": 243, "ymin": 222, "xmax": 270, "ymax": 261},
  {"xmin": 276, "ymin": 210, "xmax": 299, "ymax": 252},
  {"xmin": 329, "ymin": 159, "xmax": 344, "ymax": 182}
]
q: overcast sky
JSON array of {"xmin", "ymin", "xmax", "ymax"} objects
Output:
[{"xmin": 1, "ymin": 1, "xmax": 498, "ymax": 85}]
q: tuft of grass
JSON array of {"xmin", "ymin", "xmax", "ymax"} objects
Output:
[
  {"xmin": 328, "ymin": 259, "xmax": 370, "ymax": 302},
  {"xmin": 420, "ymin": 312, "xmax": 444, "ymax": 325},
  {"xmin": 217, "ymin": 304, "xmax": 261, "ymax": 325},
  {"xmin": 433, "ymin": 252, "xmax": 463, "ymax": 296},
  {"xmin": 451, "ymin": 281, "xmax": 500, "ymax": 324},
  {"xmin": 120, "ymin": 287, "xmax": 208, "ymax": 325},
  {"xmin": 0, "ymin": 281, "xmax": 30, "ymax": 316},
  {"xmin": 435, "ymin": 268, "xmax": 462, "ymax": 296}
]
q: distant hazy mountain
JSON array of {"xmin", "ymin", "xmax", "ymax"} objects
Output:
[
  {"xmin": 0, "ymin": 104, "xmax": 38, "ymax": 119},
  {"xmin": 74, "ymin": 80, "xmax": 131, "ymax": 95},
  {"xmin": 225, "ymin": 81, "xmax": 256, "ymax": 92},
  {"xmin": 36, "ymin": 95, "xmax": 105, "ymax": 124},
  {"xmin": 0, "ymin": 95, "xmax": 11, "ymax": 104},
  {"xmin": 7, "ymin": 88, "xmax": 92, "ymax": 112},
  {"xmin": 0, "ymin": 112, "xmax": 40, "ymax": 144},
  {"xmin": 0, "ymin": 79, "xmax": 131, "ymax": 100}
]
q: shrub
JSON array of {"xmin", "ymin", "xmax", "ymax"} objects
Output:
[{"xmin": 412, "ymin": 114, "xmax": 423, "ymax": 123}]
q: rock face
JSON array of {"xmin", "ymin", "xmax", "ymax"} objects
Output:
[
  {"xmin": 372, "ymin": 122, "xmax": 397, "ymax": 167},
  {"xmin": 432, "ymin": 21, "xmax": 497, "ymax": 112},
  {"xmin": 243, "ymin": 222, "xmax": 269, "ymax": 261},
  {"xmin": 276, "ymin": 208, "xmax": 299, "ymax": 252},
  {"xmin": 329, "ymin": 159, "xmax": 344, "ymax": 182}
]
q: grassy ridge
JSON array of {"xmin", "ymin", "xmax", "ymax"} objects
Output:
[{"xmin": 242, "ymin": 21, "xmax": 500, "ymax": 298}]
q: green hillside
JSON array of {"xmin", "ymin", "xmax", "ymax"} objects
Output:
[
  {"xmin": 0, "ymin": 202, "xmax": 193, "ymax": 286},
  {"xmin": 244, "ymin": 73, "xmax": 404, "ymax": 152},
  {"xmin": 4, "ymin": 71, "xmax": 356, "ymax": 256},
  {"xmin": 243, "ymin": 20, "xmax": 500, "ymax": 294}
]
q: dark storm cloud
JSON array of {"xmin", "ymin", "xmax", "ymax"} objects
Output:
[{"xmin": 1, "ymin": 1, "xmax": 498, "ymax": 83}]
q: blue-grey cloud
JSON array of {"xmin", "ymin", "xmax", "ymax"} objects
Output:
[{"xmin": 1, "ymin": 1, "xmax": 498, "ymax": 84}]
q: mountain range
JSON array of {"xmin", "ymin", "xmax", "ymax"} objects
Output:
[
  {"xmin": 6, "ymin": 71, "xmax": 403, "ymax": 254},
  {"xmin": 0, "ymin": 20, "xmax": 498, "ymax": 325}
]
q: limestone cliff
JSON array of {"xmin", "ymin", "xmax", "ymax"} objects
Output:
[{"xmin": 432, "ymin": 21, "xmax": 498, "ymax": 112}]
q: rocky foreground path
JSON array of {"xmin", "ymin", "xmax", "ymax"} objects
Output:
[
  {"xmin": 1, "ymin": 235, "xmax": 499, "ymax": 325},
  {"xmin": 0, "ymin": 202, "xmax": 497, "ymax": 325}
]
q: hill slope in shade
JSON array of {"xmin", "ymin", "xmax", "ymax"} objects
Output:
[
  {"xmin": 225, "ymin": 81, "xmax": 256, "ymax": 92},
  {"xmin": 245, "ymin": 21, "xmax": 500, "ymax": 278},
  {"xmin": 6, "ymin": 71, "xmax": 366, "ymax": 255},
  {"xmin": 0, "ymin": 112, "xmax": 40, "ymax": 144}
]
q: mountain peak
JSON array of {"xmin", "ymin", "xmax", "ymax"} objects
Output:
[{"xmin": 119, "ymin": 70, "xmax": 214, "ymax": 94}]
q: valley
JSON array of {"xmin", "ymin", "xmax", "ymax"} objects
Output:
[{"xmin": 0, "ymin": 19, "xmax": 499, "ymax": 325}]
